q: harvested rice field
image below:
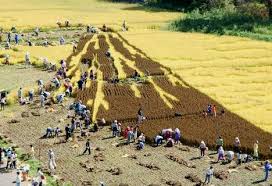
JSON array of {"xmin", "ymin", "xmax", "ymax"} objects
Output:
[{"xmin": 0, "ymin": 0, "xmax": 271, "ymax": 186}]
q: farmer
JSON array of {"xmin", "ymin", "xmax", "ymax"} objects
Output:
[
  {"xmin": 216, "ymin": 136, "xmax": 224, "ymax": 151},
  {"xmin": 133, "ymin": 126, "xmax": 139, "ymax": 142},
  {"xmin": 264, "ymin": 160, "xmax": 272, "ymax": 181},
  {"xmin": 40, "ymin": 93, "xmax": 45, "ymax": 107},
  {"xmin": 11, "ymin": 152, "xmax": 17, "ymax": 169},
  {"xmin": 59, "ymin": 36, "xmax": 65, "ymax": 45},
  {"xmin": 199, "ymin": 140, "xmax": 207, "ymax": 157},
  {"xmin": 15, "ymin": 171, "xmax": 21, "ymax": 186},
  {"xmin": 60, "ymin": 59, "xmax": 67, "ymax": 70},
  {"xmin": 138, "ymin": 133, "xmax": 145, "ymax": 143},
  {"xmin": 73, "ymin": 43, "xmax": 77, "ymax": 53},
  {"xmin": 204, "ymin": 166, "xmax": 214, "ymax": 184},
  {"xmin": 225, "ymin": 151, "xmax": 234, "ymax": 163},
  {"xmin": 137, "ymin": 141, "xmax": 144, "ymax": 150},
  {"xmin": 137, "ymin": 107, "xmax": 145, "ymax": 124},
  {"xmin": 212, "ymin": 105, "xmax": 217, "ymax": 117},
  {"xmin": 127, "ymin": 129, "xmax": 134, "ymax": 144},
  {"xmin": 18, "ymin": 87, "xmax": 23, "ymax": 103},
  {"xmin": 117, "ymin": 123, "xmax": 122, "ymax": 137},
  {"xmin": 15, "ymin": 33, "xmax": 19, "ymax": 44},
  {"xmin": 30, "ymin": 144, "xmax": 35, "ymax": 158},
  {"xmin": 90, "ymin": 69, "xmax": 96, "ymax": 80},
  {"xmin": 36, "ymin": 168, "xmax": 44, "ymax": 186},
  {"xmin": 82, "ymin": 139, "xmax": 91, "ymax": 155},
  {"xmin": 111, "ymin": 120, "xmax": 118, "ymax": 137},
  {"xmin": 43, "ymin": 38, "xmax": 48, "ymax": 47},
  {"xmin": 253, "ymin": 140, "xmax": 259, "ymax": 160},
  {"xmin": 122, "ymin": 20, "xmax": 127, "ymax": 31},
  {"xmin": 105, "ymin": 49, "xmax": 111, "ymax": 58},
  {"xmin": 234, "ymin": 137, "xmax": 241, "ymax": 154},
  {"xmin": 217, "ymin": 146, "xmax": 225, "ymax": 162},
  {"xmin": 25, "ymin": 52, "xmax": 31, "ymax": 67},
  {"xmin": 0, "ymin": 96, "xmax": 6, "ymax": 110},
  {"xmin": 65, "ymin": 124, "xmax": 71, "ymax": 141},
  {"xmin": 155, "ymin": 135, "xmax": 163, "ymax": 146},
  {"xmin": 28, "ymin": 89, "xmax": 34, "ymax": 102},
  {"xmin": 7, "ymin": 32, "xmax": 11, "ymax": 43},
  {"xmin": 34, "ymin": 27, "xmax": 39, "ymax": 36},
  {"xmin": 77, "ymin": 78, "xmax": 84, "ymax": 91},
  {"xmin": 174, "ymin": 128, "xmax": 181, "ymax": 144},
  {"xmin": 5, "ymin": 41, "xmax": 11, "ymax": 50},
  {"xmin": 52, "ymin": 77, "xmax": 60, "ymax": 88},
  {"xmin": 56, "ymin": 93, "xmax": 65, "ymax": 104},
  {"xmin": 55, "ymin": 127, "xmax": 61, "ymax": 137},
  {"xmin": 48, "ymin": 149, "xmax": 57, "ymax": 175},
  {"xmin": 166, "ymin": 138, "xmax": 174, "ymax": 147},
  {"xmin": 207, "ymin": 104, "xmax": 212, "ymax": 115},
  {"xmin": 45, "ymin": 127, "xmax": 54, "ymax": 138}
]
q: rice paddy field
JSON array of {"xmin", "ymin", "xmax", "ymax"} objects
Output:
[
  {"xmin": 0, "ymin": 0, "xmax": 180, "ymax": 30},
  {"xmin": 0, "ymin": 0, "xmax": 271, "ymax": 185},
  {"xmin": 121, "ymin": 30, "xmax": 272, "ymax": 133}
]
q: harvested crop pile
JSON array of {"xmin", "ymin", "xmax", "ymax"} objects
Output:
[
  {"xmin": 106, "ymin": 167, "xmax": 122, "ymax": 175},
  {"xmin": 214, "ymin": 170, "xmax": 229, "ymax": 180},
  {"xmin": 137, "ymin": 162, "xmax": 160, "ymax": 170},
  {"xmin": 185, "ymin": 173, "xmax": 202, "ymax": 184},
  {"xmin": 166, "ymin": 154, "xmax": 196, "ymax": 168}
]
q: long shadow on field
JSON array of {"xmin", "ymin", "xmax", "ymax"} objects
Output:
[{"xmin": 252, "ymin": 179, "xmax": 266, "ymax": 184}]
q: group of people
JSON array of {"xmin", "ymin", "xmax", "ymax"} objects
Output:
[
  {"xmin": 199, "ymin": 136, "xmax": 268, "ymax": 184},
  {"xmin": 154, "ymin": 128, "xmax": 181, "ymax": 147},
  {"xmin": 0, "ymin": 147, "xmax": 17, "ymax": 170},
  {"xmin": 111, "ymin": 121, "xmax": 146, "ymax": 150}
]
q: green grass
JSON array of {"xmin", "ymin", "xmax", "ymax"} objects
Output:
[{"xmin": 170, "ymin": 6, "xmax": 272, "ymax": 42}]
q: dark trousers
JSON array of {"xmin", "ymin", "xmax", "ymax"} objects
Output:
[
  {"xmin": 156, "ymin": 139, "xmax": 162, "ymax": 146},
  {"xmin": 200, "ymin": 148, "xmax": 206, "ymax": 156},
  {"xmin": 83, "ymin": 147, "xmax": 91, "ymax": 155}
]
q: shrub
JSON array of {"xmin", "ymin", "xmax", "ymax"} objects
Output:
[
  {"xmin": 170, "ymin": 5, "xmax": 272, "ymax": 41},
  {"xmin": 238, "ymin": 2, "xmax": 269, "ymax": 20}
]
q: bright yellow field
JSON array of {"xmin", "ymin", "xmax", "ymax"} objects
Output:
[
  {"xmin": 0, "ymin": 45, "xmax": 72, "ymax": 65},
  {"xmin": 121, "ymin": 30, "xmax": 272, "ymax": 133},
  {"xmin": 0, "ymin": 0, "xmax": 179, "ymax": 30}
]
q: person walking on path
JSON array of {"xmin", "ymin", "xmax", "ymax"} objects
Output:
[
  {"xmin": 15, "ymin": 171, "xmax": 21, "ymax": 186},
  {"xmin": 264, "ymin": 160, "xmax": 272, "ymax": 181},
  {"xmin": 204, "ymin": 166, "xmax": 214, "ymax": 184},
  {"xmin": 82, "ymin": 139, "xmax": 91, "ymax": 155},
  {"xmin": 48, "ymin": 149, "xmax": 57, "ymax": 175},
  {"xmin": 254, "ymin": 140, "xmax": 259, "ymax": 161}
]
